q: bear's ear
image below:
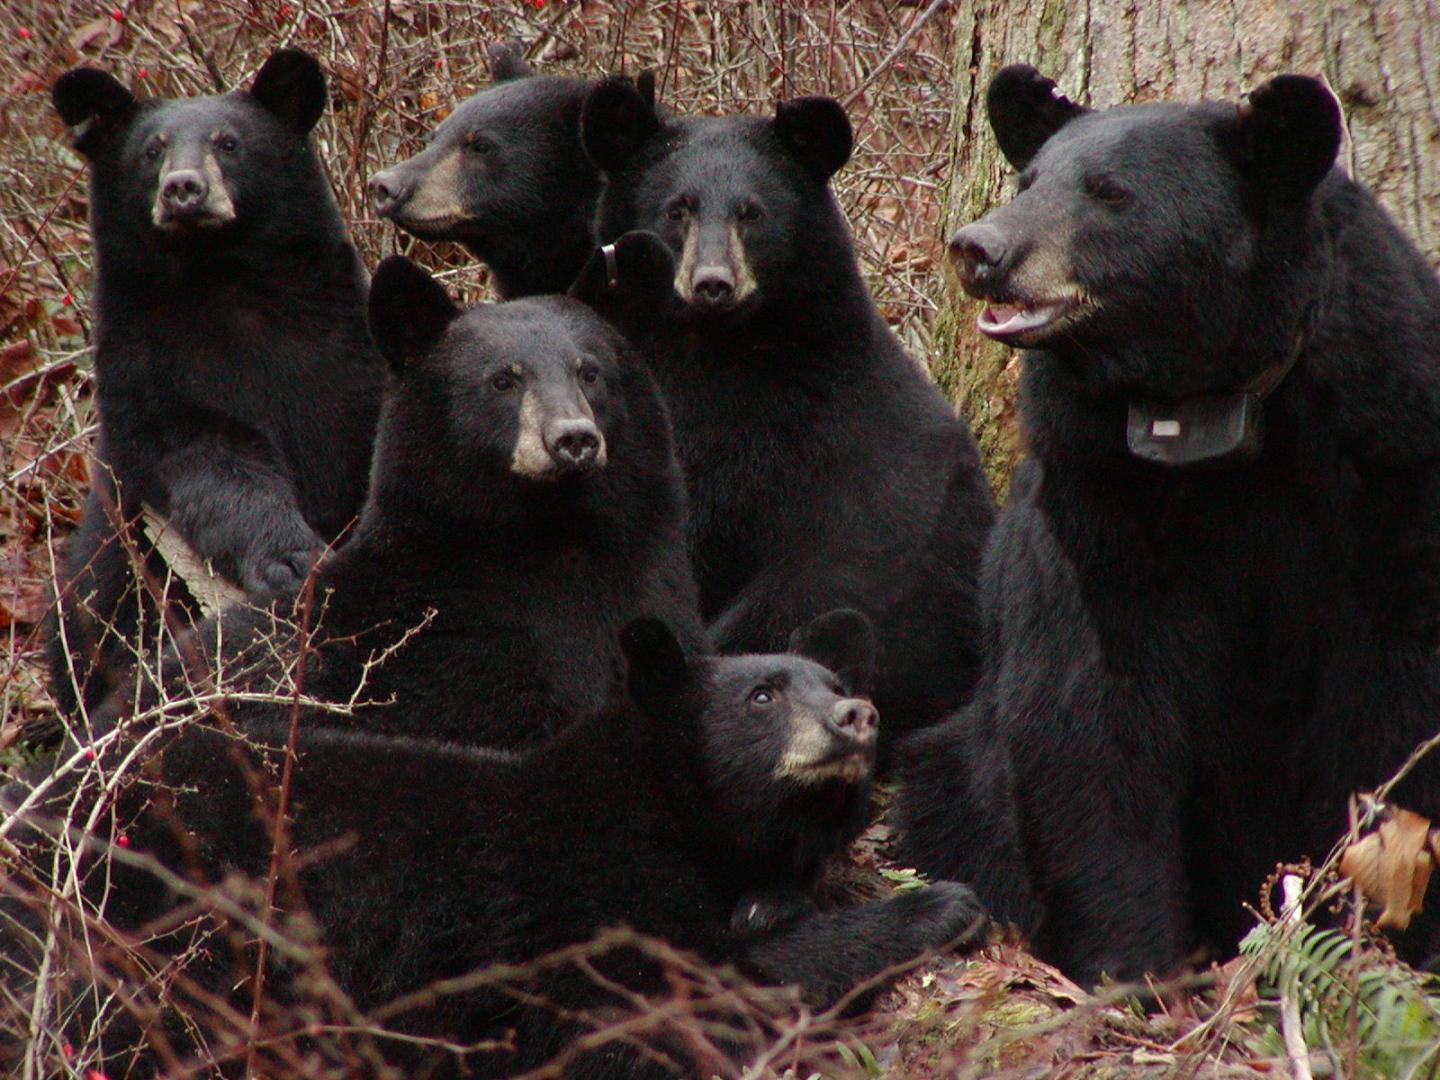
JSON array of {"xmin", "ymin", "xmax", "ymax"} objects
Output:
[
  {"xmin": 251, "ymin": 49, "xmax": 327, "ymax": 134},
  {"xmin": 789, "ymin": 608, "xmax": 877, "ymax": 698},
  {"xmin": 1225, "ymin": 75, "xmax": 1341, "ymax": 204},
  {"xmin": 368, "ymin": 256, "xmax": 460, "ymax": 374},
  {"xmin": 622, "ymin": 618, "xmax": 691, "ymax": 713},
  {"xmin": 569, "ymin": 230, "xmax": 675, "ymax": 315},
  {"xmin": 487, "ymin": 40, "xmax": 533, "ymax": 83},
  {"xmin": 582, "ymin": 75, "xmax": 661, "ymax": 173},
  {"xmin": 773, "ymin": 97, "xmax": 852, "ymax": 179},
  {"xmin": 987, "ymin": 64, "xmax": 1089, "ymax": 171},
  {"xmin": 52, "ymin": 68, "xmax": 136, "ymax": 159},
  {"xmin": 636, "ymin": 69, "xmax": 657, "ymax": 109}
]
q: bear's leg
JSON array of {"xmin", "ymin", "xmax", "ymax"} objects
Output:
[
  {"xmin": 737, "ymin": 881, "xmax": 988, "ymax": 1010},
  {"xmin": 48, "ymin": 486, "xmax": 147, "ymax": 716},
  {"xmin": 895, "ymin": 694, "xmax": 1042, "ymax": 933},
  {"xmin": 1308, "ymin": 632, "xmax": 1440, "ymax": 966},
  {"xmin": 1009, "ymin": 682, "xmax": 1192, "ymax": 986},
  {"xmin": 153, "ymin": 432, "xmax": 324, "ymax": 596}
]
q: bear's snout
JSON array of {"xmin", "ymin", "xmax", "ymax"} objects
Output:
[
  {"xmin": 369, "ymin": 167, "xmax": 412, "ymax": 217},
  {"xmin": 948, "ymin": 221, "xmax": 1009, "ymax": 296},
  {"xmin": 691, "ymin": 265, "xmax": 736, "ymax": 308},
  {"xmin": 827, "ymin": 698, "xmax": 878, "ymax": 748},
  {"xmin": 546, "ymin": 418, "xmax": 604, "ymax": 473},
  {"xmin": 161, "ymin": 169, "xmax": 208, "ymax": 213}
]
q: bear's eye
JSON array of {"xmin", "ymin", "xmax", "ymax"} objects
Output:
[
  {"xmin": 1084, "ymin": 174, "xmax": 1132, "ymax": 206},
  {"xmin": 216, "ymin": 135, "xmax": 239, "ymax": 153},
  {"xmin": 144, "ymin": 142, "xmax": 162, "ymax": 161},
  {"xmin": 749, "ymin": 687, "xmax": 774, "ymax": 706},
  {"xmin": 737, "ymin": 203, "xmax": 763, "ymax": 222},
  {"xmin": 665, "ymin": 200, "xmax": 692, "ymax": 222},
  {"xmin": 579, "ymin": 363, "xmax": 600, "ymax": 385},
  {"xmin": 491, "ymin": 372, "xmax": 517, "ymax": 392},
  {"xmin": 466, "ymin": 133, "xmax": 494, "ymax": 155}
]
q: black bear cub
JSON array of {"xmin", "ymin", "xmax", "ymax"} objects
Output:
[
  {"xmin": 581, "ymin": 81, "xmax": 997, "ymax": 740},
  {"xmin": 47, "ymin": 51, "xmax": 384, "ymax": 715},
  {"xmin": 148, "ymin": 233, "xmax": 702, "ymax": 750},
  {"xmin": 369, "ymin": 41, "xmax": 616, "ymax": 298},
  {"xmin": 899, "ymin": 67, "xmax": 1440, "ymax": 986},
  {"xmin": 7, "ymin": 614, "xmax": 986, "ymax": 1078}
]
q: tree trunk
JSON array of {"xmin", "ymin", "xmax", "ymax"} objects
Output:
[{"xmin": 932, "ymin": 0, "xmax": 1440, "ymax": 491}]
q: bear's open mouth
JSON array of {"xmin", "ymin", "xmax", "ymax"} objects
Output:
[{"xmin": 976, "ymin": 297, "xmax": 1078, "ymax": 342}]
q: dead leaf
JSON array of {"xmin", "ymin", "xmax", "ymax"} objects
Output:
[
  {"xmin": 1339, "ymin": 807, "xmax": 1440, "ymax": 930},
  {"xmin": 70, "ymin": 16, "xmax": 123, "ymax": 52},
  {"xmin": 0, "ymin": 339, "xmax": 36, "ymax": 383}
]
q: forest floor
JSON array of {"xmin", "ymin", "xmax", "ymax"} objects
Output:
[{"xmin": 1, "ymin": 2, "xmax": 1434, "ymax": 1077}]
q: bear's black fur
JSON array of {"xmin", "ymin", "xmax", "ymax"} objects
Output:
[
  {"xmin": 369, "ymin": 42, "xmax": 612, "ymax": 299},
  {"xmin": 47, "ymin": 51, "xmax": 385, "ymax": 715},
  {"xmin": 898, "ymin": 66, "xmax": 1440, "ymax": 986},
  {"xmin": 7, "ymin": 614, "xmax": 987, "ymax": 1077},
  {"xmin": 150, "ymin": 234, "xmax": 702, "ymax": 750},
  {"xmin": 580, "ymin": 81, "xmax": 997, "ymax": 739}
]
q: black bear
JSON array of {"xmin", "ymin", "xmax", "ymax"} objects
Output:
[
  {"xmin": 47, "ymin": 51, "xmax": 385, "ymax": 716},
  {"xmin": 369, "ymin": 42, "xmax": 626, "ymax": 299},
  {"xmin": 580, "ymin": 81, "xmax": 997, "ymax": 739},
  {"xmin": 133, "ymin": 234, "xmax": 702, "ymax": 750},
  {"xmin": 5, "ymin": 613, "xmax": 987, "ymax": 1078},
  {"xmin": 898, "ymin": 66, "xmax": 1440, "ymax": 986}
]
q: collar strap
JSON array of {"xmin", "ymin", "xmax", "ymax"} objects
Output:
[{"xmin": 1125, "ymin": 330, "xmax": 1306, "ymax": 469}]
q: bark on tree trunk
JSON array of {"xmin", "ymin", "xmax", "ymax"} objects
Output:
[{"xmin": 932, "ymin": 0, "xmax": 1440, "ymax": 491}]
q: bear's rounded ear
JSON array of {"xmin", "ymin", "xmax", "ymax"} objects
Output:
[
  {"xmin": 368, "ymin": 256, "xmax": 460, "ymax": 374},
  {"xmin": 251, "ymin": 49, "xmax": 327, "ymax": 134},
  {"xmin": 569, "ymin": 230, "xmax": 675, "ymax": 316},
  {"xmin": 987, "ymin": 64, "xmax": 1089, "ymax": 171},
  {"xmin": 582, "ymin": 75, "xmax": 661, "ymax": 173},
  {"xmin": 1226, "ymin": 75, "xmax": 1341, "ymax": 204},
  {"xmin": 774, "ymin": 97, "xmax": 852, "ymax": 179},
  {"xmin": 487, "ymin": 40, "xmax": 533, "ymax": 83},
  {"xmin": 52, "ymin": 68, "xmax": 136, "ymax": 159},
  {"xmin": 789, "ymin": 608, "xmax": 877, "ymax": 698},
  {"xmin": 622, "ymin": 618, "xmax": 690, "ymax": 713}
]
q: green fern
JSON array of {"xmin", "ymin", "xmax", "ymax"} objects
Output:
[{"xmin": 1239, "ymin": 919, "xmax": 1440, "ymax": 1078}]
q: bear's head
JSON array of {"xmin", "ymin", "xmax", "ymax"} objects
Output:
[
  {"xmin": 368, "ymin": 44, "xmax": 601, "ymax": 277},
  {"xmin": 622, "ymin": 609, "xmax": 879, "ymax": 875},
  {"xmin": 948, "ymin": 66, "xmax": 1342, "ymax": 398},
  {"xmin": 52, "ymin": 50, "xmax": 333, "ymax": 247},
  {"xmin": 366, "ymin": 231, "xmax": 673, "ymax": 505},
  {"xmin": 582, "ymin": 78, "xmax": 854, "ymax": 321}
]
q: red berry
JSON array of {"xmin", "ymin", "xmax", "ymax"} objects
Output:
[
  {"xmin": 116, "ymin": 834, "xmax": 130, "ymax": 848},
  {"xmin": 86, "ymin": 1071, "xmax": 109, "ymax": 1080},
  {"xmin": 62, "ymin": 293, "xmax": 73, "ymax": 306},
  {"xmin": 434, "ymin": 57, "xmax": 443, "ymax": 69},
  {"xmin": 18, "ymin": 27, "xmax": 32, "ymax": 39},
  {"xmin": 84, "ymin": 747, "xmax": 96, "ymax": 760},
  {"xmin": 136, "ymin": 67, "xmax": 148, "ymax": 79},
  {"xmin": 62, "ymin": 1043, "xmax": 74, "ymax": 1057},
  {"xmin": 110, "ymin": 8, "xmax": 123, "ymax": 21}
]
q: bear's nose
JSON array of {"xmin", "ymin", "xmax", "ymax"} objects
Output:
[
  {"xmin": 369, "ymin": 169, "xmax": 411, "ymax": 216},
  {"xmin": 828, "ymin": 698, "xmax": 878, "ymax": 745},
  {"xmin": 161, "ymin": 170, "xmax": 207, "ymax": 210},
  {"xmin": 948, "ymin": 222, "xmax": 1009, "ymax": 288},
  {"xmin": 547, "ymin": 419, "xmax": 602, "ymax": 470},
  {"xmin": 691, "ymin": 267, "xmax": 735, "ymax": 306}
]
